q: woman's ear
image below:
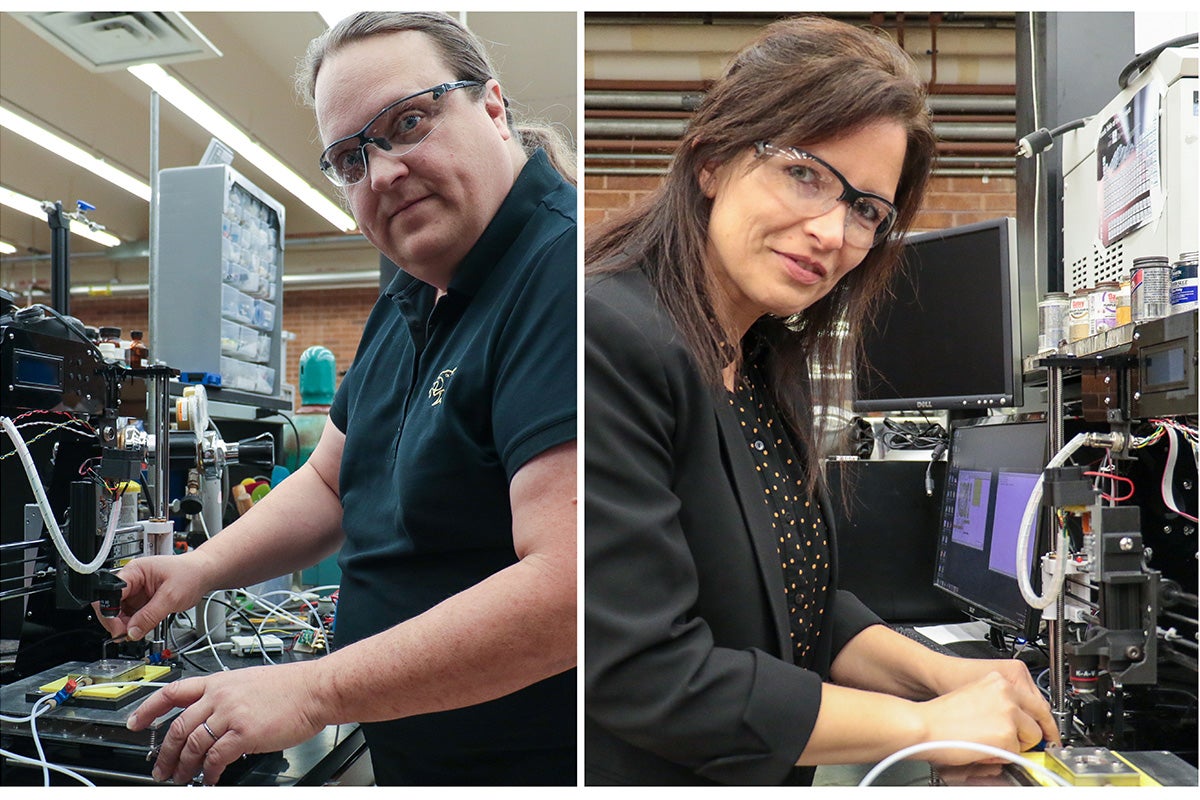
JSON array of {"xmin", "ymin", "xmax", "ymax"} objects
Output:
[{"xmin": 698, "ymin": 160, "xmax": 721, "ymax": 199}]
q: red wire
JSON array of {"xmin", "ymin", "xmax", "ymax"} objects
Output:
[{"xmin": 1084, "ymin": 470, "xmax": 1136, "ymax": 503}]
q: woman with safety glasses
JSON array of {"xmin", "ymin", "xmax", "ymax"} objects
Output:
[{"xmin": 584, "ymin": 15, "xmax": 1058, "ymax": 785}]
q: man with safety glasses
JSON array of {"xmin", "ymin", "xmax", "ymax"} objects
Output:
[{"xmin": 101, "ymin": 13, "xmax": 576, "ymax": 786}]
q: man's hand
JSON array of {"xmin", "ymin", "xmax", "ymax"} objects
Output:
[
  {"xmin": 127, "ymin": 661, "xmax": 328, "ymax": 785},
  {"xmin": 97, "ymin": 553, "xmax": 214, "ymax": 641}
]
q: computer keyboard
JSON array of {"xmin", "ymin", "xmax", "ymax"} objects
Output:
[{"xmin": 892, "ymin": 625, "xmax": 1007, "ymax": 660}]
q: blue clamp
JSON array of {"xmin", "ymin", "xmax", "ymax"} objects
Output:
[{"xmin": 179, "ymin": 371, "xmax": 223, "ymax": 387}]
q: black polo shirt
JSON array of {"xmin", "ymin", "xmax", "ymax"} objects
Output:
[{"xmin": 329, "ymin": 149, "xmax": 576, "ymax": 783}]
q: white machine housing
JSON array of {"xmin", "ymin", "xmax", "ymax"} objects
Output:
[{"xmin": 1060, "ymin": 45, "xmax": 1198, "ymax": 293}]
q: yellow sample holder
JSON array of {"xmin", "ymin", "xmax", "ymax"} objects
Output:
[
  {"xmin": 1020, "ymin": 747, "xmax": 1161, "ymax": 787},
  {"xmin": 37, "ymin": 660, "xmax": 174, "ymax": 702}
]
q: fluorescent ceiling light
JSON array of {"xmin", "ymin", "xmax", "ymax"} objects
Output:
[
  {"xmin": 0, "ymin": 185, "xmax": 122, "ymax": 247},
  {"xmin": 0, "ymin": 105, "xmax": 152, "ymax": 201},
  {"xmin": 127, "ymin": 63, "xmax": 357, "ymax": 232},
  {"xmin": 0, "ymin": 240, "xmax": 17, "ymax": 255}
]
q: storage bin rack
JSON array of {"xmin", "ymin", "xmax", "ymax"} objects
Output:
[{"xmin": 152, "ymin": 164, "xmax": 285, "ymax": 398}]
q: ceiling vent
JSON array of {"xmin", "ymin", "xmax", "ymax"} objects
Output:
[{"xmin": 10, "ymin": 11, "xmax": 221, "ymax": 72}]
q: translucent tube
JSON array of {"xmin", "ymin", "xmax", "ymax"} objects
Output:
[
  {"xmin": 858, "ymin": 740, "xmax": 1071, "ymax": 787},
  {"xmin": 1015, "ymin": 433, "xmax": 1090, "ymax": 610},
  {"xmin": 1, "ymin": 416, "xmax": 120, "ymax": 574}
]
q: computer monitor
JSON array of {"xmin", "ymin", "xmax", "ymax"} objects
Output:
[
  {"xmin": 933, "ymin": 416, "xmax": 1047, "ymax": 635},
  {"xmin": 853, "ymin": 217, "xmax": 1024, "ymax": 413}
]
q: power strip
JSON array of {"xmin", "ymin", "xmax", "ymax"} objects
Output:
[{"xmin": 229, "ymin": 634, "xmax": 285, "ymax": 657}]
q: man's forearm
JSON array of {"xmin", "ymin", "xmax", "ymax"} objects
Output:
[
  {"xmin": 188, "ymin": 460, "xmax": 345, "ymax": 592},
  {"xmin": 308, "ymin": 547, "xmax": 575, "ymax": 725}
]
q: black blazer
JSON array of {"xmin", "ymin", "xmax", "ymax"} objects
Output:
[{"xmin": 584, "ymin": 268, "xmax": 882, "ymax": 785}]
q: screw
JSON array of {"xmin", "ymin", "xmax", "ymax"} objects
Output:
[
  {"xmin": 1133, "ymin": 391, "xmax": 1141, "ymax": 400},
  {"xmin": 1104, "ymin": 375, "xmax": 1111, "ymax": 384},
  {"xmin": 1125, "ymin": 646, "xmax": 1141, "ymax": 660},
  {"xmin": 1163, "ymin": 525, "xmax": 1172, "ymax": 534},
  {"xmin": 1133, "ymin": 331, "xmax": 1141, "ymax": 340},
  {"xmin": 1184, "ymin": 481, "xmax": 1193, "ymax": 491},
  {"xmin": 1119, "ymin": 536, "xmax": 1134, "ymax": 551}
]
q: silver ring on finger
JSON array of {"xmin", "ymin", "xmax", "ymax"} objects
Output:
[{"xmin": 202, "ymin": 721, "xmax": 220, "ymax": 743}]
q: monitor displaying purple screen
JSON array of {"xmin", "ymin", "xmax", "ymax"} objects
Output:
[
  {"xmin": 934, "ymin": 419, "xmax": 1047, "ymax": 632},
  {"xmin": 988, "ymin": 472, "xmax": 1041, "ymax": 578}
]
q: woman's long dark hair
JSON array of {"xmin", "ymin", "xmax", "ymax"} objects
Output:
[{"xmin": 586, "ymin": 15, "xmax": 937, "ymax": 496}]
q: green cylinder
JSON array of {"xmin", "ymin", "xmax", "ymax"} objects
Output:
[{"xmin": 298, "ymin": 346, "xmax": 336, "ymax": 406}]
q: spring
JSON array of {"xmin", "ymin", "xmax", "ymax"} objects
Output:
[{"xmin": 146, "ymin": 725, "xmax": 160, "ymax": 762}]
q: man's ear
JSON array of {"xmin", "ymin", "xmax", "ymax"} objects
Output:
[{"xmin": 482, "ymin": 79, "xmax": 511, "ymax": 140}]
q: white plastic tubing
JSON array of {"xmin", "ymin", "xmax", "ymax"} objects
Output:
[
  {"xmin": 1, "ymin": 416, "xmax": 120, "ymax": 574},
  {"xmin": 858, "ymin": 741, "xmax": 1071, "ymax": 787},
  {"xmin": 1015, "ymin": 432, "xmax": 1091, "ymax": 610}
]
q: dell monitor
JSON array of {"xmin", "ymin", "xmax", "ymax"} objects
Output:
[
  {"xmin": 854, "ymin": 217, "xmax": 1024, "ymax": 413},
  {"xmin": 933, "ymin": 416, "xmax": 1047, "ymax": 635}
]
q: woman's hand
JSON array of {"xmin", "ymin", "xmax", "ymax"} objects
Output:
[
  {"xmin": 917, "ymin": 671, "xmax": 1056, "ymax": 765},
  {"xmin": 126, "ymin": 661, "xmax": 329, "ymax": 785},
  {"xmin": 931, "ymin": 655, "xmax": 1059, "ymax": 747}
]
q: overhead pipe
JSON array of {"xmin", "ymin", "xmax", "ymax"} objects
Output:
[
  {"xmin": 585, "ymin": 152, "xmax": 1017, "ymax": 169},
  {"xmin": 587, "ymin": 78, "xmax": 1015, "ymax": 94},
  {"xmin": 585, "ymin": 90, "xmax": 1015, "ymax": 114},
  {"xmin": 4, "ymin": 269, "xmax": 383, "ymax": 300},
  {"xmin": 0, "ymin": 233, "xmax": 368, "ymax": 265},
  {"xmin": 585, "ymin": 118, "xmax": 1015, "ymax": 141}
]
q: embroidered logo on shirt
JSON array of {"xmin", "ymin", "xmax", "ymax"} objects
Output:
[{"xmin": 428, "ymin": 367, "xmax": 457, "ymax": 406}]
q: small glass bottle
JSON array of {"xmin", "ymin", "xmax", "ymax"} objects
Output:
[
  {"xmin": 129, "ymin": 330, "xmax": 149, "ymax": 368},
  {"xmin": 97, "ymin": 326, "xmax": 124, "ymax": 363}
]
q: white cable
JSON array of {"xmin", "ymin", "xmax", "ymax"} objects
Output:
[
  {"xmin": 858, "ymin": 740, "xmax": 1071, "ymax": 787},
  {"xmin": 0, "ymin": 700, "xmax": 52, "ymax": 725},
  {"xmin": 200, "ymin": 593, "xmax": 232, "ymax": 671},
  {"xmin": 29, "ymin": 694, "xmax": 52, "ymax": 785},
  {"xmin": 1, "ymin": 415, "xmax": 121, "ymax": 574},
  {"xmin": 1016, "ymin": 433, "xmax": 1091, "ymax": 610},
  {"xmin": 1161, "ymin": 426, "xmax": 1199, "ymax": 523},
  {"xmin": 250, "ymin": 589, "xmax": 329, "ymax": 655},
  {"xmin": 177, "ymin": 642, "xmax": 234, "ymax": 658},
  {"xmin": 0, "ymin": 747, "xmax": 96, "ymax": 787},
  {"xmin": 195, "ymin": 508, "xmax": 211, "ymax": 540},
  {"xmin": 248, "ymin": 590, "xmax": 322, "ymax": 630}
]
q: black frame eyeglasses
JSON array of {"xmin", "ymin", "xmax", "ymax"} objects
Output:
[
  {"xmin": 318, "ymin": 80, "xmax": 483, "ymax": 187},
  {"xmin": 753, "ymin": 141, "xmax": 898, "ymax": 249}
]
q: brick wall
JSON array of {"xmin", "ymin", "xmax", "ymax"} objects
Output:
[
  {"xmin": 70, "ymin": 286, "xmax": 379, "ymax": 408},
  {"xmin": 584, "ymin": 173, "xmax": 1016, "ymax": 236}
]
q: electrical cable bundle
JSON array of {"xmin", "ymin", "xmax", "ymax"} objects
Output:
[{"xmin": 879, "ymin": 418, "xmax": 947, "ymax": 452}]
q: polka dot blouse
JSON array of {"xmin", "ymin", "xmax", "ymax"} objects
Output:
[{"xmin": 728, "ymin": 363, "xmax": 830, "ymax": 669}]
